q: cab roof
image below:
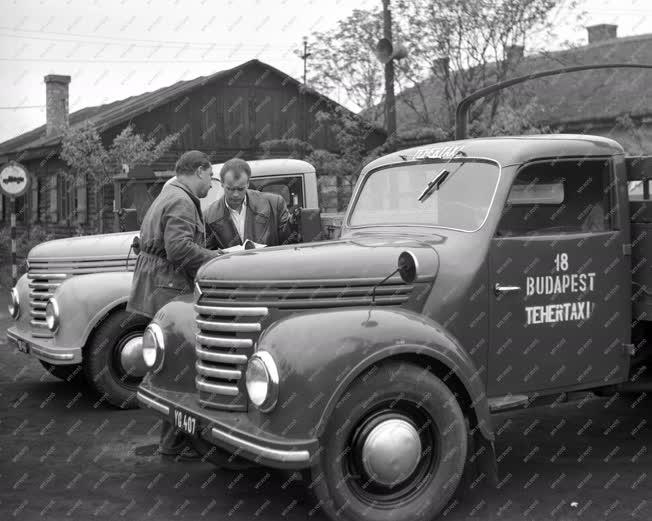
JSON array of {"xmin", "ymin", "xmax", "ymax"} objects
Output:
[
  {"xmin": 212, "ymin": 158, "xmax": 315, "ymax": 178},
  {"xmin": 363, "ymin": 134, "xmax": 625, "ymax": 173}
]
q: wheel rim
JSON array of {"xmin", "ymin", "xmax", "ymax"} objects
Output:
[
  {"xmin": 112, "ymin": 331, "xmax": 146, "ymax": 386},
  {"xmin": 346, "ymin": 400, "xmax": 438, "ymax": 505},
  {"xmin": 361, "ymin": 417, "xmax": 422, "ymax": 486}
]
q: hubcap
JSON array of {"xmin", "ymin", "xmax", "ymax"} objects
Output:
[
  {"xmin": 119, "ymin": 336, "xmax": 147, "ymax": 377},
  {"xmin": 361, "ymin": 418, "xmax": 422, "ymax": 486}
]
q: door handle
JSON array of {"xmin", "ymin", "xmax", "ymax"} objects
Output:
[{"xmin": 494, "ymin": 283, "xmax": 522, "ymax": 296}]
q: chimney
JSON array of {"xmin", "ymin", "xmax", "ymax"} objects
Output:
[
  {"xmin": 587, "ymin": 24, "xmax": 618, "ymax": 44},
  {"xmin": 44, "ymin": 74, "xmax": 71, "ymax": 137},
  {"xmin": 506, "ymin": 45, "xmax": 525, "ymax": 63}
]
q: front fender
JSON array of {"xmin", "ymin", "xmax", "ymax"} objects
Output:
[
  {"xmin": 53, "ymin": 271, "xmax": 135, "ymax": 349},
  {"xmin": 252, "ymin": 307, "xmax": 492, "ymax": 442}
]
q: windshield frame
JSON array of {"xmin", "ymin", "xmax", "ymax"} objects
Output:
[{"xmin": 345, "ymin": 156, "xmax": 503, "ymax": 233}]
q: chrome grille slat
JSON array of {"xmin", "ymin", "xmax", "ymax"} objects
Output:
[
  {"xmin": 196, "ymin": 319, "xmax": 261, "ymax": 332},
  {"xmin": 199, "ymin": 295, "xmax": 409, "ymax": 309},
  {"xmin": 30, "ymin": 310, "xmax": 46, "ymax": 318},
  {"xmin": 28, "ymin": 282, "xmax": 61, "ymax": 290},
  {"xmin": 194, "ymin": 304, "xmax": 268, "ymax": 316},
  {"xmin": 200, "ymin": 285, "xmax": 412, "ymax": 299},
  {"xmin": 29, "ymin": 319, "xmax": 49, "ymax": 328},
  {"xmin": 196, "ymin": 361, "xmax": 242, "ymax": 380},
  {"xmin": 196, "ymin": 346, "xmax": 248, "ymax": 364},
  {"xmin": 29, "ymin": 300, "xmax": 48, "ymax": 309},
  {"xmin": 196, "ymin": 376, "xmax": 240, "ymax": 396},
  {"xmin": 196, "ymin": 334, "xmax": 253, "ymax": 348}
]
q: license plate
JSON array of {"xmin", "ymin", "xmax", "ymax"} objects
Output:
[
  {"xmin": 172, "ymin": 409, "xmax": 197, "ymax": 436},
  {"xmin": 16, "ymin": 339, "xmax": 29, "ymax": 354}
]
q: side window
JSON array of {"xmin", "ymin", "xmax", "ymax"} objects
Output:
[
  {"xmin": 497, "ymin": 159, "xmax": 613, "ymax": 236},
  {"xmin": 249, "ymin": 175, "xmax": 304, "ymax": 207}
]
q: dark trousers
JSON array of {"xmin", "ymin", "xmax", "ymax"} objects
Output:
[{"xmin": 159, "ymin": 420, "xmax": 195, "ymax": 455}]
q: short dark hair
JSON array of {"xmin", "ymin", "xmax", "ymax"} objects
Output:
[
  {"xmin": 175, "ymin": 150, "xmax": 211, "ymax": 175},
  {"xmin": 219, "ymin": 158, "xmax": 251, "ymax": 181}
]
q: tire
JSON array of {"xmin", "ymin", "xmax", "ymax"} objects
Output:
[
  {"xmin": 39, "ymin": 360, "xmax": 85, "ymax": 383},
  {"xmin": 83, "ymin": 309, "xmax": 150, "ymax": 409},
  {"xmin": 189, "ymin": 435, "xmax": 258, "ymax": 470},
  {"xmin": 310, "ymin": 361, "xmax": 468, "ymax": 521}
]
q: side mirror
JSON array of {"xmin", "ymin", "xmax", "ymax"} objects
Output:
[{"xmin": 398, "ymin": 251, "xmax": 418, "ymax": 283}]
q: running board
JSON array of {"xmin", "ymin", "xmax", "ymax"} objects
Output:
[{"xmin": 488, "ymin": 395, "xmax": 529, "ymax": 412}]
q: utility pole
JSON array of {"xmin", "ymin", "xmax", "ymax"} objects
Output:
[
  {"xmin": 299, "ymin": 36, "xmax": 311, "ymax": 85},
  {"xmin": 296, "ymin": 36, "xmax": 312, "ymax": 141},
  {"xmin": 382, "ymin": 0, "xmax": 397, "ymax": 137}
]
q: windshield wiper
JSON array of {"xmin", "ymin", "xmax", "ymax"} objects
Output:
[{"xmin": 418, "ymin": 169, "xmax": 450, "ymax": 203}]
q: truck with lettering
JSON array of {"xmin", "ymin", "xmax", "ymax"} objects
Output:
[
  {"xmin": 6, "ymin": 159, "xmax": 320, "ymax": 409},
  {"xmin": 135, "ymin": 65, "xmax": 652, "ymax": 521}
]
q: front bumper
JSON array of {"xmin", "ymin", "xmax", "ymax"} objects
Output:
[
  {"xmin": 6, "ymin": 326, "xmax": 81, "ymax": 364},
  {"xmin": 137, "ymin": 383, "xmax": 318, "ymax": 469}
]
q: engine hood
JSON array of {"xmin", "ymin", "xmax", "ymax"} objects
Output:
[
  {"xmin": 197, "ymin": 236, "xmax": 439, "ymax": 283},
  {"xmin": 28, "ymin": 232, "xmax": 137, "ymax": 260}
]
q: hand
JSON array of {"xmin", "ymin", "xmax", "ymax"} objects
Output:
[{"xmin": 289, "ymin": 206, "xmax": 302, "ymax": 227}]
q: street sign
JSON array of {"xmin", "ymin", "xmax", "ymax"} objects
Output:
[{"xmin": 0, "ymin": 161, "xmax": 30, "ymax": 198}]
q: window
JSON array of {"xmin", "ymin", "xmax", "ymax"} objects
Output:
[
  {"xmin": 55, "ymin": 171, "xmax": 87, "ymax": 224},
  {"xmin": 497, "ymin": 159, "xmax": 613, "ymax": 236},
  {"xmin": 249, "ymin": 175, "xmax": 305, "ymax": 207},
  {"xmin": 348, "ymin": 160, "xmax": 500, "ymax": 232}
]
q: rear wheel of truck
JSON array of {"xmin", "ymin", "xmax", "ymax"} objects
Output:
[
  {"xmin": 310, "ymin": 361, "xmax": 467, "ymax": 521},
  {"xmin": 83, "ymin": 309, "xmax": 150, "ymax": 409},
  {"xmin": 39, "ymin": 360, "xmax": 85, "ymax": 383}
]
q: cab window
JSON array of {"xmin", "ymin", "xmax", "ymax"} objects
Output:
[
  {"xmin": 497, "ymin": 159, "xmax": 614, "ymax": 236},
  {"xmin": 249, "ymin": 175, "xmax": 304, "ymax": 207}
]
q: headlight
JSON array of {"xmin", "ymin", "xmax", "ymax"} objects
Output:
[
  {"xmin": 45, "ymin": 298, "xmax": 59, "ymax": 332},
  {"xmin": 142, "ymin": 323, "xmax": 165, "ymax": 373},
  {"xmin": 8, "ymin": 287, "xmax": 20, "ymax": 319},
  {"xmin": 245, "ymin": 351, "xmax": 279, "ymax": 412}
]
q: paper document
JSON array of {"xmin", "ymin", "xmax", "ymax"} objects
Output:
[{"xmin": 222, "ymin": 239, "xmax": 266, "ymax": 253}]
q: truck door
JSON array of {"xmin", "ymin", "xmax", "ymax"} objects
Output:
[{"xmin": 488, "ymin": 157, "xmax": 631, "ymax": 397}]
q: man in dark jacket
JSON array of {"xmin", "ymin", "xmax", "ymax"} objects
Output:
[
  {"xmin": 205, "ymin": 157, "xmax": 295, "ymax": 249},
  {"xmin": 127, "ymin": 150, "xmax": 218, "ymax": 458},
  {"xmin": 127, "ymin": 150, "xmax": 217, "ymax": 318}
]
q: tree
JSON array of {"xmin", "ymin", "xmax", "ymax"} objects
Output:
[
  {"xmin": 60, "ymin": 121, "xmax": 179, "ymax": 231},
  {"xmin": 310, "ymin": 0, "xmax": 579, "ymax": 136}
]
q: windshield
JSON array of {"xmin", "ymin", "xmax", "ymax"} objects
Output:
[{"xmin": 348, "ymin": 159, "xmax": 499, "ymax": 231}]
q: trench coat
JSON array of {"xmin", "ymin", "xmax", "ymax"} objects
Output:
[
  {"xmin": 127, "ymin": 178, "xmax": 217, "ymax": 319},
  {"xmin": 204, "ymin": 189, "xmax": 294, "ymax": 250}
]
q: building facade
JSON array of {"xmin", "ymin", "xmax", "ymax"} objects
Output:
[{"xmin": 0, "ymin": 60, "xmax": 385, "ymax": 237}]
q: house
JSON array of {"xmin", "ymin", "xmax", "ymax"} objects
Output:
[
  {"xmin": 0, "ymin": 59, "xmax": 386, "ymax": 236},
  {"xmin": 376, "ymin": 25, "xmax": 652, "ymax": 152}
]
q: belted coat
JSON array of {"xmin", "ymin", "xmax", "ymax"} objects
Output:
[{"xmin": 127, "ymin": 179, "xmax": 217, "ymax": 319}]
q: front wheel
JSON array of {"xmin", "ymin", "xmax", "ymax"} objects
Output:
[
  {"xmin": 311, "ymin": 361, "xmax": 468, "ymax": 521},
  {"xmin": 83, "ymin": 309, "xmax": 150, "ymax": 409}
]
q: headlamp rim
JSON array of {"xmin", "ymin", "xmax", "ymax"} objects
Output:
[
  {"xmin": 143, "ymin": 322, "xmax": 165, "ymax": 374},
  {"xmin": 45, "ymin": 298, "xmax": 60, "ymax": 332},
  {"xmin": 9, "ymin": 287, "xmax": 20, "ymax": 319},
  {"xmin": 246, "ymin": 350, "xmax": 279, "ymax": 412}
]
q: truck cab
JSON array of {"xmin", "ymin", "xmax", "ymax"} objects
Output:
[
  {"xmin": 137, "ymin": 134, "xmax": 650, "ymax": 521},
  {"xmin": 6, "ymin": 159, "xmax": 319, "ymax": 408}
]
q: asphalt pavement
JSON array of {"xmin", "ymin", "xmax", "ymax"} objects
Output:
[{"xmin": 2, "ymin": 305, "xmax": 652, "ymax": 520}]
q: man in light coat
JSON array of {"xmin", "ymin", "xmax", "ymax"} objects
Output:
[{"xmin": 127, "ymin": 149, "xmax": 219, "ymax": 457}]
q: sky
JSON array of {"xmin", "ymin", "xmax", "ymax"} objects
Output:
[{"xmin": 0, "ymin": 0, "xmax": 651, "ymax": 143}]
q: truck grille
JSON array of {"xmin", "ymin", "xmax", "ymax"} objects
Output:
[
  {"xmin": 27, "ymin": 256, "xmax": 136, "ymax": 337},
  {"xmin": 27, "ymin": 273, "xmax": 67, "ymax": 337},
  {"xmin": 195, "ymin": 278, "xmax": 414, "ymax": 410},
  {"xmin": 195, "ymin": 303, "xmax": 267, "ymax": 411}
]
